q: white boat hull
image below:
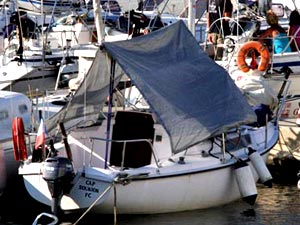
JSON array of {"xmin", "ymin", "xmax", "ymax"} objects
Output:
[
  {"xmin": 271, "ymin": 52, "xmax": 300, "ymax": 77},
  {"xmin": 0, "ymin": 91, "xmax": 34, "ymax": 193},
  {"xmin": 0, "ymin": 52, "xmax": 78, "ymax": 94},
  {"xmin": 21, "ymin": 152, "xmax": 269, "ymax": 214},
  {"xmin": 20, "ymin": 121, "xmax": 278, "ymax": 214},
  {"xmin": 0, "ymin": 89, "xmax": 64, "ymax": 195}
]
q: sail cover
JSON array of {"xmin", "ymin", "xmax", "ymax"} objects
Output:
[
  {"xmin": 47, "ymin": 20, "xmax": 257, "ymax": 154},
  {"xmin": 103, "ymin": 20, "xmax": 256, "ymax": 153},
  {"xmin": 45, "ymin": 50, "xmax": 124, "ymax": 135}
]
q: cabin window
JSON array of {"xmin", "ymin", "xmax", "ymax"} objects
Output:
[
  {"xmin": 110, "ymin": 111, "xmax": 155, "ymax": 168},
  {"xmin": 0, "ymin": 110, "xmax": 8, "ymax": 121},
  {"xmin": 19, "ymin": 104, "xmax": 28, "ymax": 114}
]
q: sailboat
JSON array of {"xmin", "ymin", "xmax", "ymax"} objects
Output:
[
  {"xmin": 0, "ymin": 10, "xmax": 79, "ymax": 94},
  {"xmin": 18, "ymin": 21, "xmax": 280, "ymax": 217},
  {"xmin": 207, "ymin": 1, "xmax": 300, "ymax": 119},
  {"xmin": 0, "ymin": 88, "xmax": 65, "ymax": 196}
]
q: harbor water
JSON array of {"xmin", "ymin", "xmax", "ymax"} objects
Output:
[{"xmin": 0, "ymin": 176, "xmax": 300, "ymax": 225}]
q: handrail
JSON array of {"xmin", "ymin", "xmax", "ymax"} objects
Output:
[{"xmin": 88, "ymin": 136, "xmax": 161, "ymax": 169}]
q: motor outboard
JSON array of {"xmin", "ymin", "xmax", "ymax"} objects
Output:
[{"xmin": 42, "ymin": 157, "xmax": 74, "ymax": 215}]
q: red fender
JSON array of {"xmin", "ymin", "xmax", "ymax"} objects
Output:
[{"xmin": 12, "ymin": 117, "xmax": 27, "ymax": 161}]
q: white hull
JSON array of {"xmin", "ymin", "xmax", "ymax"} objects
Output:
[
  {"xmin": 22, "ymin": 160, "xmax": 259, "ymax": 214},
  {"xmin": 20, "ymin": 120, "xmax": 278, "ymax": 214},
  {"xmin": 0, "ymin": 90, "xmax": 64, "ymax": 193},
  {"xmin": 0, "ymin": 48, "xmax": 78, "ymax": 94},
  {"xmin": 0, "ymin": 91, "xmax": 33, "ymax": 192},
  {"xmin": 271, "ymin": 52, "xmax": 300, "ymax": 77},
  {"xmin": 280, "ymin": 97, "xmax": 300, "ymax": 119},
  {"xmin": 0, "ymin": 62, "xmax": 58, "ymax": 94}
]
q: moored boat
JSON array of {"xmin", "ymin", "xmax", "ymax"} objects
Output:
[
  {"xmin": 0, "ymin": 90, "xmax": 32, "ymax": 194},
  {"xmin": 204, "ymin": 1, "xmax": 300, "ymax": 120},
  {"xmin": 0, "ymin": 10, "xmax": 80, "ymax": 94},
  {"xmin": 18, "ymin": 21, "xmax": 280, "ymax": 217}
]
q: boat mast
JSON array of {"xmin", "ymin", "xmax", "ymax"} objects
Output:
[
  {"xmin": 93, "ymin": 0, "xmax": 105, "ymax": 43},
  {"xmin": 291, "ymin": 0, "xmax": 297, "ymax": 11},
  {"xmin": 188, "ymin": 0, "xmax": 196, "ymax": 36},
  {"xmin": 41, "ymin": 0, "xmax": 45, "ymax": 64}
]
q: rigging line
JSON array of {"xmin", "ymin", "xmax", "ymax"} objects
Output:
[
  {"xmin": 147, "ymin": 0, "xmax": 170, "ymax": 32},
  {"xmin": 278, "ymin": 127, "xmax": 300, "ymax": 161},
  {"xmin": 14, "ymin": 7, "xmax": 24, "ymax": 62},
  {"xmin": 40, "ymin": 0, "xmax": 60, "ymax": 63},
  {"xmin": 73, "ymin": 183, "xmax": 114, "ymax": 225},
  {"xmin": 217, "ymin": 6, "xmax": 225, "ymax": 38},
  {"xmin": 44, "ymin": 0, "xmax": 59, "ymax": 55},
  {"xmin": 73, "ymin": 10, "xmax": 96, "ymax": 43},
  {"xmin": 158, "ymin": 0, "xmax": 170, "ymax": 16},
  {"xmin": 104, "ymin": 58, "xmax": 116, "ymax": 169},
  {"xmin": 26, "ymin": 0, "xmax": 42, "ymax": 12}
]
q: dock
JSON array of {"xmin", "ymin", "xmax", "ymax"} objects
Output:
[{"xmin": 267, "ymin": 119, "xmax": 300, "ymax": 184}]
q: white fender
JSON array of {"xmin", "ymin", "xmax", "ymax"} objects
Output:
[
  {"xmin": 248, "ymin": 147, "xmax": 273, "ymax": 188},
  {"xmin": 234, "ymin": 159, "xmax": 257, "ymax": 205}
]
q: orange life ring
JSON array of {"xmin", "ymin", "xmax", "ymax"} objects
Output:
[
  {"xmin": 237, "ymin": 41, "xmax": 270, "ymax": 73},
  {"xmin": 12, "ymin": 117, "xmax": 27, "ymax": 161}
]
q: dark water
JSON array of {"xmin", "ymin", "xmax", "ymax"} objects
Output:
[{"xmin": 1, "ymin": 176, "xmax": 300, "ymax": 225}]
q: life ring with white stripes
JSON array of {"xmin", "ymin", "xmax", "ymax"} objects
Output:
[
  {"xmin": 12, "ymin": 117, "xmax": 27, "ymax": 161},
  {"xmin": 237, "ymin": 41, "xmax": 270, "ymax": 73}
]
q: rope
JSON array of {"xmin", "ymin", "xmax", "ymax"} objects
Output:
[
  {"xmin": 32, "ymin": 212, "xmax": 58, "ymax": 225},
  {"xmin": 73, "ymin": 183, "xmax": 114, "ymax": 225}
]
